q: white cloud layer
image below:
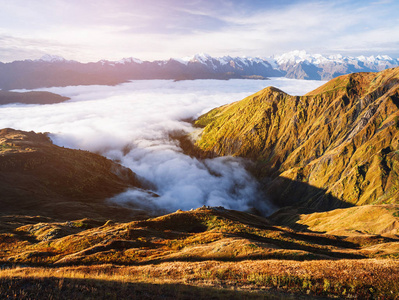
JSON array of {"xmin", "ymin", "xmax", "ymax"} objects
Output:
[{"xmin": 1, "ymin": 78, "xmax": 325, "ymax": 214}]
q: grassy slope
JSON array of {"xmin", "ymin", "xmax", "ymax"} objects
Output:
[
  {"xmin": 195, "ymin": 67, "xmax": 399, "ymax": 210},
  {"xmin": 0, "ymin": 128, "xmax": 146, "ymax": 220},
  {"xmin": 0, "ymin": 207, "xmax": 398, "ymax": 299},
  {"xmin": 271, "ymin": 204, "xmax": 399, "ymax": 236}
]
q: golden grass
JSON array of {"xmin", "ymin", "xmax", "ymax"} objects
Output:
[
  {"xmin": 1, "ymin": 259, "xmax": 398, "ymax": 299},
  {"xmin": 1, "ymin": 208, "xmax": 399, "ymax": 298},
  {"xmin": 194, "ymin": 68, "xmax": 399, "ymax": 210},
  {"xmin": 296, "ymin": 205, "xmax": 399, "ymax": 236}
]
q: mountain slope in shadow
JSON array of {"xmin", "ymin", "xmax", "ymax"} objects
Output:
[
  {"xmin": 0, "ymin": 90, "xmax": 69, "ymax": 105},
  {"xmin": 0, "ymin": 128, "xmax": 148, "ymax": 221}
]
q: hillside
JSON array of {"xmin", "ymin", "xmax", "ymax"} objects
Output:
[
  {"xmin": 194, "ymin": 67, "xmax": 399, "ymax": 210},
  {"xmin": 3, "ymin": 206, "xmax": 396, "ymax": 265},
  {"xmin": 1, "ymin": 206, "xmax": 398, "ymax": 298},
  {"xmin": 270, "ymin": 205, "xmax": 399, "ymax": 236},
  {"xmin": 0, "ymin": 90, "xmax": 69, "ymax": 105},
  {"xmin": 0, "ymin": 128, "xmax": 146, "ymax": 220}
]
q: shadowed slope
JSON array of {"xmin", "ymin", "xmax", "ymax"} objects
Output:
[
  {"xmin": 3, "ymin": 207, "xmax": 398, "ymax": 267},
  {"xmin": 195, "ymin": 68, "xmax": 399, "ymax": 210},
  {"xmin": 0, "ymin": 128, "xmax": 146, "ymax": 220},
  {"xmin": 0, "ymin": 90, "xmax": 69, "ymax": 105}
]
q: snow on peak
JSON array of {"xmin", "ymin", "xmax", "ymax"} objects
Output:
[
  {"xmin": 192, "ymin": 53, "xmax": 212, "ymax": 63},
  {"xmin": 273, "ymin": 51, "xmax": 398, "ymax": 67},
  {"xmin": 171, "ymin": 53, "xmax": 213, "ymax": 66},
  {"xmin": 379, "ymin": 55, "xmax": 393, "ymax": 60},
  {"xmin": 275, "ymin": 50, "xmax": 309, "ymax": 64},
  {"xmin": 356, "ymin": 54, "xmax": 395, "ymax": 64},
  {"xmin": 116, "ymin": 57, "xmax": 143, "ymax": 64},
  {"xmin": 37, "ymin": 54, "xmax": 67, "ymax": 62},
  {"xmin": 171, "ymin": 57, "xmax": 190, "ymax": 65},
  {"xmin": 168, "ymin": 54, "xmax": 279, "ymax": 70},
  {"xmin": 274, "ymin": 50, "xmax": 330, "ymax": 65},
  {"xmin": 217, "ymin": 56, "xmax": 233, "ymax": 65},
  {"xmin": 170, "ymin": 52, "xmax": 398, "ymax": 70}
]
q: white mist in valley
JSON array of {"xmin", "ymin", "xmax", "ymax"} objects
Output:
[{"xmin": 0, "ymin": 78, "xmax": 325, "ymax": 215}]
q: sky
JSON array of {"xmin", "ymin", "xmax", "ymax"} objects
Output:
[{"xmin": 0, "ymin": 0, "xmax": 398, "ymax": 62}]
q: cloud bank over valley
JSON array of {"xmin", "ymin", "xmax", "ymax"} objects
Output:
[{"xmin": 0, "ymin": 78, "xmax": 325, "ymax": 214}]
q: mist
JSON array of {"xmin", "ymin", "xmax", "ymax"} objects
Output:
[{"xmin": 1, "ymin": 78, "xmax": 325, "ymax": 215}]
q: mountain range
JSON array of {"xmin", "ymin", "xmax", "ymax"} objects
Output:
[{"xmin": 1, "ymin": 51, "xmax": 398, "ymax": 90}]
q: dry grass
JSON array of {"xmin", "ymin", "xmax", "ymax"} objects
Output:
[
  {"xmin": 1, "ymin": 259, "xmax": 398, "ymax": 299},
  {"xmin": 1, "ymin": 207, "xmax": 399, "ymax": 298},
  {"xmin": 194, "ymin": 68, "xmax": 399, "ymax": 210}
]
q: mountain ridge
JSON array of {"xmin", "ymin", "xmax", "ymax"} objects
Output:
[
  {"xmin": 194, "ymin": 67, "xmax": 399, "ymax": 211},
  {"xmin": 1, "ymin": 51, "xmax": 398, "ymax": 90},
  {"xmin": 0, "ymin": 128, "xmax": 148, "ymax": 221}
]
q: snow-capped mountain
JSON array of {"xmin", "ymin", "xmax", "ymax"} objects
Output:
[
  {"xmin": 116, "ymin": 57, "xmax": 143, "ymax": 65},
  {"xmin": 274, "ymin": 50, "xmax": 397, "ymax": 68},
  {"xmin": 35, "ymin": 54, "xmax": 75, "ymax": 63},
  {"xmin": 0, "ymin": 51, "xmax": 398, "ymax": 89},
  {"xmin": 273, "ymin": 50, "xmax": 399, "ymax": 80}
]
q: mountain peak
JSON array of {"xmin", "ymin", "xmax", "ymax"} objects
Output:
[
  {"xmin": 193, "ymin": 52, "xmax": 212, "ymax": 60},
  {"xmin": 37, "ymin": 54, "xmax": 67, "ymax": 63},
  {"xmin": 116, "ymin": 57, "xmax": 143, "ymax": 64},
  {"xmin": 195, "ymin": 66, "xmax": 399, "ymax": 210}
]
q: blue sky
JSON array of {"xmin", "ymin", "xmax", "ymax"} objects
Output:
[{"xmin": 0, "ymin": 0, "xmax": 398, "ymax": 62}]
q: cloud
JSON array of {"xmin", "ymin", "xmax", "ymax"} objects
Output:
[
  {"xmin": 0, "ymin": 34, "xmax": 82, "ymax": 62},
  {"xmin": 2, "ymin": 78, "xmax": 324, "ymax": 215},
  {"xmin": 1, "ymin": 0, "xmax": 398, "ymax": 61}
]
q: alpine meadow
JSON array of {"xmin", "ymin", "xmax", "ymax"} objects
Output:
[{"xmin": 1, "ymin": 1, "xmax": 399, "ymax": 299}]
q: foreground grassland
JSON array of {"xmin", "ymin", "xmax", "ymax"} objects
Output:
[
  {"xmin": 1, "ymin": 259, "xmax": 398, "ymax": 299},
  {"xmin": 1, "ymin": 207, "xmax": 398, "ymax": 299}
]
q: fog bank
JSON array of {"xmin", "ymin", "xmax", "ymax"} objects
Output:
[{"xmin": 1, "ymin": 78, "xmax": 325, "ymax": 215}]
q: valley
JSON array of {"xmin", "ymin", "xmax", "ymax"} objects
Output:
[
  {"xmin": 0, "ymin": 69, "xmax": 398, "ymax": 298},
  {"xmin": 2, "ymin": 0, "xmax": 399, "ymax": 298}
]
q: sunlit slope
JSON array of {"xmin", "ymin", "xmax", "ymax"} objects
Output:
[
  {"xmin": 271, "ymin": 204, "xmax": 399, "ymax": 236},
  {"xmin": 1, "ymin": 208, "xmax": 398, "ymax": 298},
  {"xmin": 2, "ymin": 207, "xmax": 398, "ymax": 266},
  {"xmin": 195, "ymin": 68, "xmax": 399, "ymax": 209}
]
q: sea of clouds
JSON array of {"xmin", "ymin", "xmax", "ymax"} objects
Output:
[{"xmin": 0, "ymin": 78, "xmax": 325, "ymax": 215}]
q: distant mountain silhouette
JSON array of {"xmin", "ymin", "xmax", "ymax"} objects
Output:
[
  {"xmin": 1, "ymin": 51, "xmax": 398, "ymax": 89},
  {"xmin": 0, "ymin": 90, "xmax": 69, "ymax": 105}
]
